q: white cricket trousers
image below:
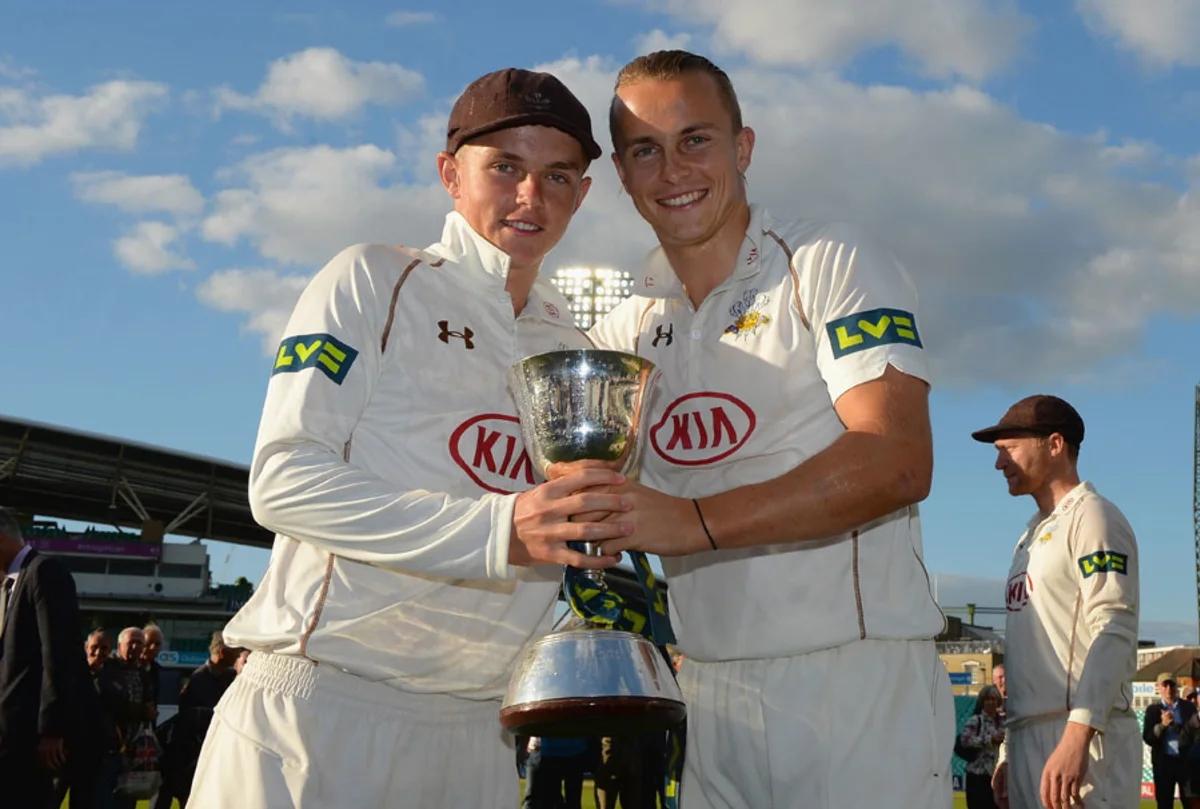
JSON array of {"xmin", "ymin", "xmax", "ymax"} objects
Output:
[
  {"xmin": 187, "ymin": 652, "xmax": 519, "ymax": 808},
  {"xmin": 677, "ymin": 638, "xmax": 955, "ymax": 809},
  {"xmin": 1006, "ymin": 712, "xmax": 1141, "ymax": 809}
]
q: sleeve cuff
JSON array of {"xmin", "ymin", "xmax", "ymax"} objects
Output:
[
  {"xmin": 1068, "ymin": 708, "xmax": 1105, "ymax": 732},
  {"xmin": 488, "ymin": 494, "xmax": 518, "ymax": 580}
]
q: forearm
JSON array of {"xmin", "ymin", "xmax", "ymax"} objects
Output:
[
  {"xmin": 252, "ymin": 443, "xmax": 515, "ymax": 580},
  {"xmin": 699, "ymin": 429, "xmax": 931, "ymax": 549},
  {"xmin": 1068, "ymin": 622, "xmax": 1137, "ymax": 731}
]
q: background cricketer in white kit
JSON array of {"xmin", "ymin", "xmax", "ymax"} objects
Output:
[{"xmin": 974, "ymin": 396, "xmax": 1141, "ymax": 809}]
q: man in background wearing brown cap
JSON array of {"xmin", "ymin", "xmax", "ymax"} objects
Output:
[
  {"xmin": 973, "ymin": 395, "xmax": 1141, "ymax": 809},
  {"xmin": 187, "ymin": 68, "xmax": 633, "ymax": 808}
]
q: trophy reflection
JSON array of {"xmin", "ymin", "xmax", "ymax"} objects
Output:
[{"xmin": 500, "ymin": 349, "xmax": 685, "ymax": 738}]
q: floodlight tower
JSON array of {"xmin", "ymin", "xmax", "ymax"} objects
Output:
[
  {"xmin": 1195, "ymin": 384, "xmax": 1200, "ymax": 642},
  {"xmin": 550, "ymin": 267, "xmax": 635, "ymax": 328}
]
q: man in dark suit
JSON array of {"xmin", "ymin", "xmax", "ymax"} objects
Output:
[
  {"xmin": 1144, "ymin": 672, "xmax": 1196, "ymax": 809},
  {"xmin": 0, "ymin": 507, "xmax": 91, "ymax": 808}
]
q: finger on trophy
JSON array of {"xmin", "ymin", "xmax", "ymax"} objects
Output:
[
  {"xmin": 571, "ymin": 509, "xmax": 615, "ymax": 523},
  {"xmin": 566, "ymin": 545, "xmax": 619, "ymax": 569}
]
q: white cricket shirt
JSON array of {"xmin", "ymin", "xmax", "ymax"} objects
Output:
[
  {"xmin": 1003, "ymin": 481, "xmax": 1139, "ymax": 730},
  {"xmin": 223, "ymin": 212, "xmax": 590, "ymax": 699},
  {"xmin": 589, "ymin": 204, "xmax": 946, "ymax": 662}
]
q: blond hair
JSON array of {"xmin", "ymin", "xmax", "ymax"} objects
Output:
[{"xmin": 609, "ymin": 50, "xmax": 744, "ymax": 151}]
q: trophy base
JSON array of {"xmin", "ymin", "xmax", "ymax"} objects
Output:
[{"xmin": 499, "ymin": 695, "xmax": 686, "ymax": 737}]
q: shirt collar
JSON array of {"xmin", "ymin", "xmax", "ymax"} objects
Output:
[
  {"xmin": 432, "ymin": 212, "xmax": 579, "ymax": 326},
  {"xmin": 433, "ymin": 212, "xmax": 513, "ymax": 282},
  {"xmin": 633, "ymin": 204, "xmax": 771, "ymax": 300},
  {"xmin": 6, "ymin": 544, "xmax": 31, "ymax": 577},
  {"xmin": 1027, "ymin": 481, "xmax": 1095, "ymax": 528}
]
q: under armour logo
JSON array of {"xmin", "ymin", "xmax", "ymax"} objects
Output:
[
  {"xmin": 652, "ymin": 324, "xmax": 674, "ymax": 347},
  {"xmin": 438, "ymin": 320, "xmax": 475, "ymax": 349}
]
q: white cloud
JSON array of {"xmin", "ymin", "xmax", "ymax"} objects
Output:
[
  {"xmin": 633, "ymin": 28, "xmax": 694, "ymax": 55},
  {"xmin": 384, "ymin": 10, "xmax": 439, "ymax": 26},
  {"xmin": 1077, "ymin": 0, "xmax": 1200, "ymax": 67},
  {"xmin": 0, "ymin": 59, "xmax": 36, "ymax": 81},
  {"xmin": 621, "ymin": 0, "xmax": 1032, "ymax": 81},
  {"xmin": 115, "ymin": 222, "xmax": 195, "ymax": 274},
  {"xmin": 72, "ymin": 171, "xmax": 205, "ymax": 217},
  {"xmin": 0, "ymin": 80, "xmax": 168, "ymax": 167},
  {"xmin": 214, "ymin": 47, "xmax": 424, "ymax": 127},
  {"xmin": 188, "ymin": 52, "xmax": 1200, "ymax": 386},
  {"xmin": 197, "ymin": 270, "xmax": 312, "ymax": 353},
  {"xmin": 201, "ymin": 144, "xmax": 448, "ymax": 269}
]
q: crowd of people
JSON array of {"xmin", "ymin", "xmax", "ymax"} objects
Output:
[{"xmin": 0, "ymin": 507, "xmax": 247, "ymax": 809}]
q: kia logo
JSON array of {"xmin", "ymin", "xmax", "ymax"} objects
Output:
[
  {"xmin": 1006, "ymin": 572, "xmax": 1033, "ymax": 612},
  {"xmin": 650, "ymin": 392, "xmax": 756, "ymax": 466},
  {"xmin": 449, "ymin": 414, "xmax": 537, "ymax": 494}
]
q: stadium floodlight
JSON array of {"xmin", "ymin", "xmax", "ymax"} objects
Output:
[{"xmin": 550, "ymin": 266, "xmax": 635, "ymax": 329}]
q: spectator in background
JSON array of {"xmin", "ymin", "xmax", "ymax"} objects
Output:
[
  {"xmin": 959, "ymin": 685, "xmax": 1006, "ymax": 809},
  {"xmin": 233, "ymin": 648, "xmax": 250, "ymax": 675},
  {"xmin": 0, "ymin": 508, "xmax": 92, "ymax": 809},
  {"xmin": 1183, "ymin": 700, "xmax": 1200, "ymax": 809},
  {"xmin": 111, "ymin": 627, "xmax": 159, "ymax": 809},
  {"xmin": 53, "ymin": 629, "xmax": 125, "ymax": 809},
  {"xmin": 1147, "ymin": 673, "xmax": 1195, "ymax": 809},
  {"xmin": 156, "ymin": 631, "xmax": 240, "ymax": 809},
  {"xmin": 521, "ymin": 736, "xmax": 589, "ymax": 809},
  {"xmin": 992, "ymin": 663, "xmax": 1007, "ymax": 723},
  {"xmin": 141, "ymin": 624, "xmax": 164, "ymax": 712},
  {"xmin": 594, "ymin": 736, "xmax": 644, "ymax": 809}
]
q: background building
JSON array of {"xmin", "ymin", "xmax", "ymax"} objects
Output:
[{"xmin": 23, "ymin": 520, "xmax": 246, "ymax": 657}]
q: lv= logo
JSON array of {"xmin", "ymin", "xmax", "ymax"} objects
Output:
[{"xmin": 439, "ymin": 321, "xmax": 475, "ymax": 350}]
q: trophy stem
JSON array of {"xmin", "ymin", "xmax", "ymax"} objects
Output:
[{"xmin": 580, "ymin": 542, "xmax": 607, "ymax": 588}]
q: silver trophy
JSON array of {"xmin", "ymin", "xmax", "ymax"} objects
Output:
[{"xmin": 500, "ymin": 349, "xmax": 685, "ymax": 738}]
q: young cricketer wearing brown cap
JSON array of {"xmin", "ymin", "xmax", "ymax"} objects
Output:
[
  {"xmin": 187, "ymin": 68, "xmax": 633, "ymax": 809},
  {"xmin": 973, "ymin": 395, "xmax": 1141, "ymax": 809}
]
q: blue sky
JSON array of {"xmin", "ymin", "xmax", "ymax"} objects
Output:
[{"xmin": 2, "ymin": 0, "xmax": 1199, "ymax": 642}]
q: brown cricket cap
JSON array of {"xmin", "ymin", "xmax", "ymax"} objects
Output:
[
  {"xmin": 445, "ymin": 68, "xmax": 602, "ymax": 161},
  {"xmin": 971, "ymin": 394, "xmax": 1085, "ymax": 448},
  {"xmin": 1158, "ymin": 672, "xmax": 1177, "ymax": 686}
]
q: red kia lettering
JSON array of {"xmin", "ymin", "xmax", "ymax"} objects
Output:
[
  {"xmin": 651, "ymin": 392, "xmax": 756, "ymax": 466},
  {"xmin": 450, "ymin": 414, "xmax": 537, "ymax": 494},
  {"xmin": 1006, "ymin": 572, "xmax": 1032, "ymax": 612}
]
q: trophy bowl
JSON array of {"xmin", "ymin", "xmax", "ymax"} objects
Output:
[
  {"xmin": 499, "ymin": 627, "xmax": 685, "ymax": 737},
  {"xmin": 506, "ymin": 348, "xmax": 659, "ymax": 478},
  {"xmin": 500, "ymin": 349, "xmax": 685, "ymax": 737}
]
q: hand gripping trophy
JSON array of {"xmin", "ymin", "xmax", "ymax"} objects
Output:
[{"xmin": 500, "ymin": 349, "xmax": 685, "ymax": 738}]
